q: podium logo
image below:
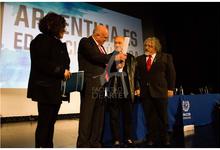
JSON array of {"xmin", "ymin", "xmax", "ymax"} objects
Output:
[{"xmin": 182, "ymin": 100, "xmax": 190, "ymax": 112}]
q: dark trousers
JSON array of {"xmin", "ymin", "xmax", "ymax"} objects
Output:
[
  {"xmin": 108, "ymin": 98, "xmax": 133, "ymax": 142},
  {"xmin": 141, "ymin": 91, "xmax": 168, "ymax": 143},
  {"xmin": 77, "ymin": 84, "xmax": 105, "ymax": 148},
  {"xmin": 35, "ymin": 102, "xmax": 61, "ymax": 148}
]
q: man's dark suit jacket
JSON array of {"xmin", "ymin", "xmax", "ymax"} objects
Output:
[
  {"xmin": 27, "ymin": 33, "xmax": 70, "ymax": 104},
  {"xmin": 135, "ymin": 52, "xmax": 176, "ymax": 99},
  {"xmin": 78, "ymin": 36, "xmax": 111, "ymax": 97}
]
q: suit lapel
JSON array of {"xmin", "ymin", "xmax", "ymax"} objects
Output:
[
  {"xmin": 89, "ymin": 36, "xmax": 102, "ymax": 54},
  {"xmin": 101, "ymin": 45, "xmax": 107, "ymax": 54},
  {"xmin": 140, "ymin": 55, "xmax": 148, "ymax": 74},
  {"xmin": 143, "ymin": 53, "xmax": 161, "ymax": 73},
  {"xmin": 150, "ymin": 52, "xmax": 161, "ymax": 72}
]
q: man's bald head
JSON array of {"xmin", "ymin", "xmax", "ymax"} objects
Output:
[
  {"xmin": 92, "ymin": 25, "xmax": 109, "ymax": 45},
  {"xmin": 93, "ymin": 25, "xmax": 108, "ymax": 35}
]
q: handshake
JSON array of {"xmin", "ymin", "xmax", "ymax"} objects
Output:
[{"xmin": 115, "ymin": 53, "xmax": 127, "ymax": 69}]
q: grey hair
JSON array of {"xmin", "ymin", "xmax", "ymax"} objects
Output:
[{"xmin": 144, "ymin": 37, "xmax": 162, "ymax": 52}]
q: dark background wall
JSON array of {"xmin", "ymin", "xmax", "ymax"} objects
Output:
[{"xmin": 91, "ymin": 2, "xmax": 220, "ymax": 94}]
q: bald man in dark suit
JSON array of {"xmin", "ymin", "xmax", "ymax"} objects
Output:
[{"xmin": 77, "ymin": 25, "xmax": 127, "ymax": 147}]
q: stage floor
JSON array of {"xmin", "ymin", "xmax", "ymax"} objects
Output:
[
  {"xmin": 1, "ymin": 119, "xmax": 219, "ymax": 148},
  {"xmin": 1, "ymin": 119, "xmax": 79, "ymax": 148}
]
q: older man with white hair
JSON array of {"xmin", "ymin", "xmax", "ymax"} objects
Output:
[
  {"xmin": 106, "ymin": 36, "xmax": 136, "ymax": 147},
  {"xmin": 135, "ymin": 37, "xmax": 176, "ymax": 146}
]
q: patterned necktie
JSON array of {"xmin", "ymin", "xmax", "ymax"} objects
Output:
[
  {"xmin": 98, "ymin": 45, "xmax": 105, "ymax": 54},
  {"xmin": 146, "ymin": 55, "xmax": 152, "ymax": 71}
]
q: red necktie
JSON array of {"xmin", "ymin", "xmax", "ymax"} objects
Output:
[
  {"xmin": 98, "ymin": 45, "xmax": 109, "ymax": 81},
  {"xmin": 146, "ymin": 55, "xmax": 152, "ymax": 71}
]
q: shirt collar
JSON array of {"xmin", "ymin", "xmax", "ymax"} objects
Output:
[
  {"xmin": 92, "ymin": 36, "xmax": 100, "ymax": 46},
  {"xmin": 146, "ymin": 52, "xmax": 156, "ymax": 59}
]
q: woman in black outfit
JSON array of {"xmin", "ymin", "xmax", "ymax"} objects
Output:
[{"xmin": 27, "ymin": 12, "xmax": 71, "ymax": 148}]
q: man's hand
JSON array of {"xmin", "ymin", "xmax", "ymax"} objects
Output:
[
  {"xmin": 115, "ymin": 53, "xmax": 127, "ymax": 62},
  {"xmin": 135, "ymin": 89, "xmax": 140, "ymax": 96},
  {"xmin": 64, "ymin": 69, "xmax": 71, "ymax": 80},
  {"xmin": 116, "ymin": 61, "xmax": 125, "ymax": 69},
  {"xmin": 168, "ymin": 90, "xmax": 174, "ymax": 97}
]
